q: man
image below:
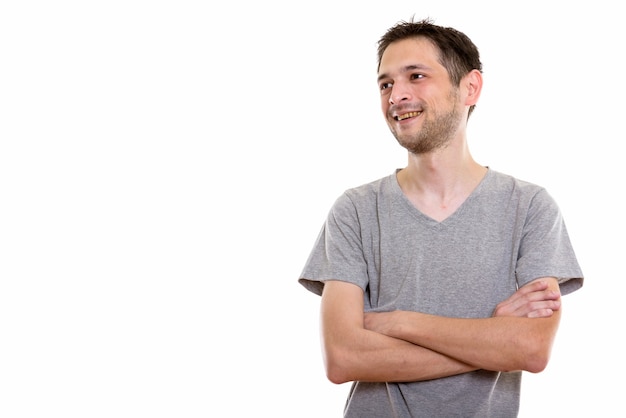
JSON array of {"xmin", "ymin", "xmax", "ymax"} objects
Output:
[{"xmin": 298, "ymin": 18, "xmax": 583, "ymax": 417}]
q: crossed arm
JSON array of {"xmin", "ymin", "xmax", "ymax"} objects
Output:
[{"xmin": 320, "ymin": 278, "xmax": 562, "ymax": 384}]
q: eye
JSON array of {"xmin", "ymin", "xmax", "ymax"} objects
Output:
[
  {"xmin": 379, "ymin": 82, "xmax": 393, "ymax": 91},
  {"xmin": 410, "ymin": 73, "xmax": 424, "ymax": 80}
]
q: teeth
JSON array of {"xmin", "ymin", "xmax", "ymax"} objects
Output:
[{"xmin": 396, "ymin": 111, "xmax": 420, "ymax": 121}]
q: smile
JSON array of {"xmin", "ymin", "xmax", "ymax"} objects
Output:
[{"xmin": 394, "ymin": 111, "xmax": 422, "ymax": 121}]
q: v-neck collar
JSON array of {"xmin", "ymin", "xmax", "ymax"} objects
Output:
[{"xmin": 390, "ymin": 167, "xmax": 492, "ymax": 226}]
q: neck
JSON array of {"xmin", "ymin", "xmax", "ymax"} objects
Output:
[
  {"xmin": 404, "ymin": 139, "xmax": 484, "ymax": 189},
  {"xmin": 396, "ymin": 142, "xmax": 487, "ymax": 221}
]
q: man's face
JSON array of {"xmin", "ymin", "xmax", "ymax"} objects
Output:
[{"xmin": 377, "ymin": 37, "xmax": 465, "ymax": 154}]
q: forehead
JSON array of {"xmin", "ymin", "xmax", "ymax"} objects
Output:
[{"xmin": 378, "ymin": 37, "xmax": 442, "ymax": 76}]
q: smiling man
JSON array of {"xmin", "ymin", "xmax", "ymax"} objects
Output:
[{"xmin": 298, "ymin": 18, "xmax": 584, "ymax": 417}]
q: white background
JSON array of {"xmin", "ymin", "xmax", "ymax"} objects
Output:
[{"xmin": 1, "ymin": 1, "xmax": 622, "ymax": 417}]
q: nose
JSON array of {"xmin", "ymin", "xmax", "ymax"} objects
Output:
[{"xmin": 389, "ymin": 84, "xmax": 411, "ymax": 105}]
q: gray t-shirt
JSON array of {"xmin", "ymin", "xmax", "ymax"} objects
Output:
[{"xmin": 299, "ymin": 168, "xmax": 583, "ymax": 418}]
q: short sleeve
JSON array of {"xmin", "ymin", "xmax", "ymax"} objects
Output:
[
  {"xmin": 516, "ymin": 188, "xmax": 583, "ymax": 295},
  {"xmin": 298, "ymin": 192, "xmax": 369, "ymax": 296}
]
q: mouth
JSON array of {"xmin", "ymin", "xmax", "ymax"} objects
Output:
[{"xmin": 394, "ymin": 111, "xmax": 422, "ymax": 121}]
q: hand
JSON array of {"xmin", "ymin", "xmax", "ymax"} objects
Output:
[
  {"xmin": 493, "ymin": 279, "xmax": 561, "ymax": 318},
  {"xmin": 363, "ymin": 310, "xmax": 398, "ymax": 336}
]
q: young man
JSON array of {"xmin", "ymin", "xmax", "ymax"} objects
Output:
[{"xmin": 298, "ymin": 18, "xmax": 583, "ymax": 417}]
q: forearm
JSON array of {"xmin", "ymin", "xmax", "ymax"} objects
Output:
[
  {"xmin": 364, "ymin": 277, "xmax": 563, "ymax": 373},
  {"xmin": 373, "ymin": 310, "xmax": 561, "ymax": 373},
  {"xmin": 320, "ymin": 280, "xmax": 478, "ymax": 384},
  {"xmin": 323, "ymin": 326, "xmax": 477, "ymax": 384}
]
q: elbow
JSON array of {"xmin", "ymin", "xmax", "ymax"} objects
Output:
[
  {"xmin": 524, "ymin": 350, "xmax": 551, "ymax": 373},
  {"xmin": 323, "ymin": 347, "xmax": 354, "ymax": 384},
  {"xmin": 325, "ymin": 365, "xmax": 350, "ymax": 385},
  {"xmin": 518, "ymin": 335, "xmax": 554, "ymax": 373},
  {"xmin": 509, "ymin": 317, "xmax": 559, "ymax": 373},
  {"xmin": 501, "ymin": 348, "xmax": 550, "ymax": 374}
]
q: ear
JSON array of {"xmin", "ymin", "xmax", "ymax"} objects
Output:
[{"xmin": 463, "ymin": 69, "xmax": 483, "ymax": 107}]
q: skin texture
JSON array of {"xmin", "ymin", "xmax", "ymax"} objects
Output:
[
  {"xmin": 319, "ymin": 37, "xmax": 564, "ymax": 385},
  {"xmin": 322, "ymin": 278, "xmax": 561, "ymax": 383},
  {"xmin": 379, "ymin": 38, "xmax": 466, "ymax": 156}
]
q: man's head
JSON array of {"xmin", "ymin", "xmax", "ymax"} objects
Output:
[
  {"xmin": 377, "ymin": 18, "xmax": 482, "ymax": 117},
  {"xmin": 376, "ymin": 18, "xmax": 484, "ymax": 154}
]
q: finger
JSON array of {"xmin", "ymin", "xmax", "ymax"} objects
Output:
[
  {"xmin": 524, "ymin": 296, "xmax": 560, "ymax": 317},
  {"xmin": 527, "ymin": 308, "xmax": 554, "ymax": 318},
  {"xmin": 496, "ymin": 281, "xmax": 548, "ymax": 307},
  {"xmin": 494, "ymin": 290, "xmax": 561, "ymax": 317},
  {"xmin": 499, "ymin": 286, "xmax": 560, "ymax": 312}
]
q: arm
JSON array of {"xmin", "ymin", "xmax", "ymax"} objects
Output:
[
  {"xmin": 364, "ymin": 277, "xmax": 562, "ymax": 374},
  {"xmin": 320, "ymin": 279, "xmax": 477, "ymax": 384}
]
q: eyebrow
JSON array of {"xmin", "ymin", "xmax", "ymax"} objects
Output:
[{"xmin": 377, "ymin": 64, "xmax": 431, "ymax": 83}]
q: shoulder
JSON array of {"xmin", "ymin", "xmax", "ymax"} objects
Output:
[
  {"xmin": 328, "ymin": 172, "xmax": 399, "ymax": 221},
  {"xmin": 486, "ymin": 169, "xmax": 561, "ymax": 219},
  {"xmin": 487, "ymin": 169, "xmax": 551, "ymax": 200},
  {"xmin": 487, "ymin": 169, "xmax": 541, "ymax": 191},
  {"xmin": 332, "ymin": 172, "xmax": 397, "ymax": 206}
]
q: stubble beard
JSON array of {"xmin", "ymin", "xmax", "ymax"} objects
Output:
[{"xmin": 391, "ymin": 91, "xmax": 464, "ymax": 155}]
